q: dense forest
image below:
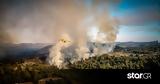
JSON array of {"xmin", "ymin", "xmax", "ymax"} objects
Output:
[{"xmin": 0, "ymin": 43, "xmax": 160, "ymax": 83}]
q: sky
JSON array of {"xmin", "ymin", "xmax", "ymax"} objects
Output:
[
  {"xmin": 0, "ymin": 0, "xmax": 160, "ymax": 43},
  {"xmin": 112, "ymin": 0, "xmax": 160, "ymax": 42}
]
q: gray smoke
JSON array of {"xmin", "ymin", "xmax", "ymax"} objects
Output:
[
  {"xmin": 0, "ymin": 0, "xmax": 119, "ymax": 68},
  {"xmin": 46, "ymin": 0, "xmax": 119, "ymax": 68}
]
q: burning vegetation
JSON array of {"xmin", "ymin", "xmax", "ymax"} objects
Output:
[
  {"xmin": 0, "ymin": 0, "xmax": 160, "ymax": 83},
  {"xmin": 0, "ymin": 41, "xmax": 160, "ymax": 83},
  {"xmin": 41, "ymin": 0, "xmax": 119, "ymax": 69}
]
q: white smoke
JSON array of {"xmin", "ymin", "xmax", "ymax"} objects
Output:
[
  {"xmin": 47, "ymin": 0, "xmax": 119, "ymax": 68},
  {"xmin": 0, "ymin": 0, "xmax": 119, "ymax": 67},
  {"xmin": 47, "ymin": 34, "xmax": 73, "ymax": 68}
]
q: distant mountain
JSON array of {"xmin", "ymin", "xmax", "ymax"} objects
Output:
[
  {"xmin": 116, "ymin": 41, "xmax": 159, "ymax": 48},
  {"xmin": 0, "ymin": 41, "xmax": 159, "ymax": 62},
  {"xmin": 34, "ymin": 45, "xmax": 52, "ymax": 58},
  {"xmin": 0, "ymin": 43, "xmax": 51, "ymax": 61}
]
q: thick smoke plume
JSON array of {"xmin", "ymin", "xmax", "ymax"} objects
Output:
[
  {"xmin": 0, "ymin": 0, "xmax": 119, "ymax": 68},
  {"xmin": 46, "ymin": 0, "xmax": 119, "ymax": 68}
]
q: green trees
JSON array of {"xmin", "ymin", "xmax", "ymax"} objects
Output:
[
  {"xmin": 0, "ymin": 44, "xmax": 160, "ymax": 83},
  {"xmin": 72, "ymin": 54, "xmax": 160, "ymax": 69}
]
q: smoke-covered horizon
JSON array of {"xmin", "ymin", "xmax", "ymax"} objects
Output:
[
  {"xmin": 0, "ymin": 0, "xmax": 120, "ymax": 68},
  {"xmin": 0, "ymin": 0, "xmax": 159, "ymax": 68},
  {"xmin": 0, "ymin": 0, "xmax": 119, "ymax": 44},
  {"xmin": 1, "ymin": 0, "xmax": 159, "ymax": 43}
]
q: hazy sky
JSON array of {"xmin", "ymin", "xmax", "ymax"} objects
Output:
[
  {"xmin": 113, "ymin": 0, "xmax": 160, "ymax": 42},
  {"xmin": 0, "ymin": 0, "xmax": 160, "ymax": 43}
]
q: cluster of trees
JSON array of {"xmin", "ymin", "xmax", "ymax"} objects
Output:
[
  {"xmin": 0, "ymin": 45, "xmax": 160, "ymax": 83},
  {"xmin": 72, "ymin": 54, "xmax": 160, "ymax": 69},
  {"xmin": 0, "ymin": 63, "xmax": 61, "ymax": 83},
  {"xmin": 0, "ymin": 53, "xmax": 160, "ymax": 83}
]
